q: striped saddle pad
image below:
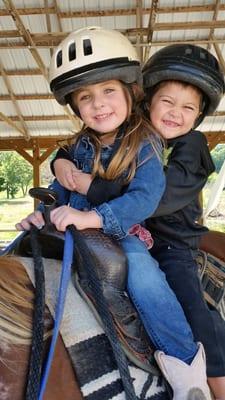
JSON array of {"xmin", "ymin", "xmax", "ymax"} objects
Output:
[{"xmin": 21, "ymin": 257, "xmax": 168, "ymax": 400}]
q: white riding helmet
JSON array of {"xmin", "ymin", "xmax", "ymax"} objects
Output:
[{"xmin": 49, "ymin": 26, "xmax": 142, "ymax": 105}]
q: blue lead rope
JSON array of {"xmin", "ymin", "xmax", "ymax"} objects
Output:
[
  {"xmin": 38, "ymin": 228, "xmax": 74, "ymax": 400},
  {"xmin": 0, "ymin": 231, "xmax": 27, "ymax": 256}
]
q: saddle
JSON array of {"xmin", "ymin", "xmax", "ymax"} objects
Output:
[
  {"xmin": 72, "ymin": 227, "xmax": 157, "ymax": 373},
  {"xmin": 4, "ymin": 187, "xmax": 157, "ymax": 375}
]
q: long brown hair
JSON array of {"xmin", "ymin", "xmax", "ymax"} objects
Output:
[{"xmin": 64, "ymin": 82, "xmax": 162, "ymax": 184}]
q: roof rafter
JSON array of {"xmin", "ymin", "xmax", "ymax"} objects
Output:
[
  {"xmin": 44, "ymin": 0, "xmax": 53, "ymax": 57},
  {"xmin": 207, "ymin": 0, "xmax": 221, "ymax": 51},
  {"xmin": 0, "ymin": 2, "xmax": 224, "ymax": 145},
  {"xmin": 0, "ymin": 111, "xmax": 27, "ymax": 135},
  {"xmin": 0, "ymin": 58, "xmax": 30, "ymax": 139},
  {"xmin": 136, "ymin": 0, "xmax": 144, "ymax": 62},
  {"xmin": 2, "ymin": 37, "xmax": 225, "ymax": 52},
  {"xmin": 0, "ymin": 94, "xmax": 54, "ymax": 100},
  {"xmin": 144, "ymin": 0, "xmax": 159, "ymax": 62},
  {"xmin": 53, "ymin": 0, "xmax": 63, "ymax": 31},
  {"xmin": 2, "ymin": 0, "xmax": 80, "ymax": 134},
  {"xmin": 0, "ymin": 133, "xmax": 223, "ymax": 153},
  {"xmin": 1, "ymin": 18, "xmax": 225, "ymax": 51},
  {"xmin": 3, "ymin": 0, "xmax": 48, "ymax": 78},
  {"xmin": 213, "ymin": 37, "xmax": 225, "ymax": 75},
  {"xmin": 1, "ymin": 4, "xmax": 225, "ymax": 18}
]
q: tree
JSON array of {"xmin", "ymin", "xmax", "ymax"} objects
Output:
[
  {"xmin": 0, "ymin": 152, "xmax": 33, "ymax": 198},
  {"xmin": 0, "ymin": 176, "xmax": 5, "ymax": 192},
  {"xmin": 17, "ymin": 159, "xmax": 33, "ymax": 196},
  {"xmin": 0, "ymin": 158, "xmax": 5, "ymax": 192},
  {"xmin": 0, "ymin": 152, "xmax": 19, "ymax": 198}
]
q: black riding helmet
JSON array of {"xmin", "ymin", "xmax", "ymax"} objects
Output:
[{"xmin": 142, "ymin": 44, "xmax": 225, "ymax": 127}]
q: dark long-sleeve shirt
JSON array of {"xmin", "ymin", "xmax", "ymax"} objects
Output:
[{"xmin": 146, "ymin": 130, "xmax": 215, "ymax": 249}]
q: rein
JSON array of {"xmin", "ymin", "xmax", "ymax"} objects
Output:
[
  {"xmin": 38, "ymin": 229, "xmax": 74, "ymax": 400},
  {"xmin": 26, "ymin": 227, "xmax": 45, "ymax": 400}
]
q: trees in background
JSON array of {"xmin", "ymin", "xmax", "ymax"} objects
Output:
[{"xmin": 0, "ymin": 152, "xmax": 32, "ymax": 198}]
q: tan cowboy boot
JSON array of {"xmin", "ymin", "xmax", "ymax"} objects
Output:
[
  {"xmin": 154, "ymin": 343, "xmax": 212, "ymax": 400},
  {"xmin": 187, "ymin": 388, "xmax": 210, "ymax": 400}
]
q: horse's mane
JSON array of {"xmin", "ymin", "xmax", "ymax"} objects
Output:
[{"xmin": 0, "ymin": 256, "xmax": 52, "ymax": 345}]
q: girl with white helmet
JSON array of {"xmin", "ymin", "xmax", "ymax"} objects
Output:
[{"xmin": 17, "ymin": 28, "xmax": 211, "ymax": 400}]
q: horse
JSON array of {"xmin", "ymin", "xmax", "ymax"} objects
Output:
[
  {"xmin": 0, "ymin": 229, "xmax": 224, "ymax": 400},
  {"xmin": 0, "ymin": 255, "xmax": 83, "ymax": 400},
  {"xmin": 0, "ymin": 255, "xmax": 168, "ymax": 400}
]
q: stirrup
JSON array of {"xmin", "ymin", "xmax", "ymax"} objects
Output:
[{"xmin": 74, "ymin": 273, "xmax": 160, "ymax": 375}]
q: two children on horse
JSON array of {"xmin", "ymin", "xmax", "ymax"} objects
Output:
[{"xmin": 16, "ymin": 26, "xmax": 225, "ymax": 400}]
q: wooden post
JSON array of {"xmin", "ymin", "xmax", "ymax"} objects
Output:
[{"xmin": 33, "ymin": 141, "xmax": 40, "ymax": 209}]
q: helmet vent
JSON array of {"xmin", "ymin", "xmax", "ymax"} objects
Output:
[
  {"xmin": 200, "ymin": 51, "xmax": 207, "ymax": 60},
  {"xmin": 69, "ymin": 42, "xmax": 76, "ymax": 61},
  {"xmin": 185, "ymin": 48, "xmax": 192, "ymax": 56},
  {"xmin": 56, "ymin": 50, "xmax": 62, "ymax": 67},
  {"xmin": 83, "ymin": 39, "xmax": 93, "ymax": 56}
]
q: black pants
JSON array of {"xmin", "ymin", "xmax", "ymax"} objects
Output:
[{"xmin": 151, "ymin": 239, "xmax": 225, "ymax": 377}]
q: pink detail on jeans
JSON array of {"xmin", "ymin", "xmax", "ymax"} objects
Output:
[{"xmin": 128, "ymin": 224, "xmax": 154, "ymax": 249}]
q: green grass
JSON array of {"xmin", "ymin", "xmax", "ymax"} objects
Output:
[{"xmin": 0, "ymin": 192, "xmax": 34, "ymax": 243}]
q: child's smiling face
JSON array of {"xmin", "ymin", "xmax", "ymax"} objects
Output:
[
  {"xmin": 72, "ymin": 80, "xmax": 129, "ymax": 144},
  {"xmin": 149, "ymin": 81, "xmax": 202, "ymax": 139}
]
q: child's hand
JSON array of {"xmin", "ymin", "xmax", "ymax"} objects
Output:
[
  {"xmin": 71, "ymin": 169, "xmax": 92, "ymax": 195},
  {"xmin": 54, "ymin": 159, "xmax": 77, "ymax": 190},
  {"xmin": 50, "ymin": 206, "xmax": 102, "ymax": 232},
  {"xmin": 15, "ymin": 210, "xmax": 45, "ymax": 231},
  {"xmin": 54, "ymin": 159, "xmax": 92, "ymax": 194}
]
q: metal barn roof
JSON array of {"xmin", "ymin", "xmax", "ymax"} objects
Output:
[{"xmin": 0, "ymin": 0, "xmax": 225, "ymax": 151}]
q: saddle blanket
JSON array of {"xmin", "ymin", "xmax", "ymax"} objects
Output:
[{"xmin": 21, "ymin": 257, "xmax": 168, "ymax": 400}]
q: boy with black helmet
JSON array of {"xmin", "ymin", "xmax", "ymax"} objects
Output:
[
  {"xmin": 143, "ymin": 43, "xmax": 223, "ymax": 126},
  {"xmin": 143, "ymin": 44, "xmax": 225, "ymax": 399}
]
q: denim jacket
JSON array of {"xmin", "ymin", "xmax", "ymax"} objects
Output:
[{"xmin": 49, "ymin": 135, "xmax": 165, "ymax": 240}]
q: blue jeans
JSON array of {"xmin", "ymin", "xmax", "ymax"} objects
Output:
[{"xmin": 120, "ymin": 235, "xmax": 198, "ymax": 364}]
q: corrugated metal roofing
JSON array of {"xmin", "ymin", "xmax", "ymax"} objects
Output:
[{"xmin": 0, "ymin": 0, "xmax": 225, "ymax": 144}]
